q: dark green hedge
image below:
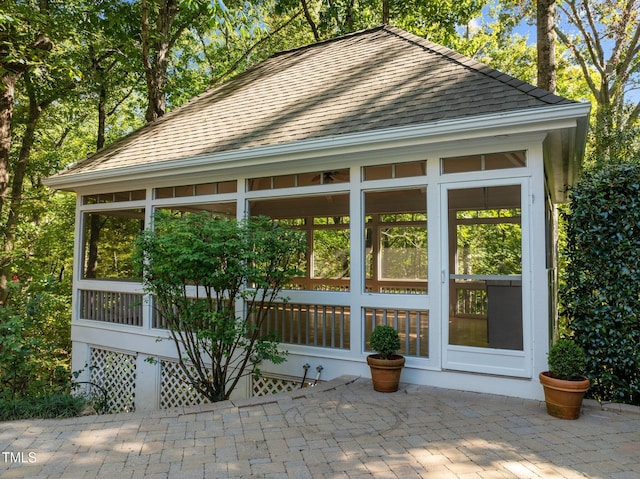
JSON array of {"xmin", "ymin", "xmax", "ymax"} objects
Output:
[{"xmin": 562, "ymin": 164, "xmax": 640, "ymax": 405}]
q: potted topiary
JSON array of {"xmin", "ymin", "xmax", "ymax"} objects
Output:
[
  {"xmin": 366, "ymin": 325, "xmax": 405, "ymax": 392},
  {"xmin": 539, "ymin": 338, "xmax": 590, "ymax": 419}
]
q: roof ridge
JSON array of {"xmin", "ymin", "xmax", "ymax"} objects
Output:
[
  {"xmin": 380, "ymin": 25, "xmax": 572, "ymax": 106},
  {"xmin": 269, "ymin": 25, "xmax": 387, "ymax": 59}
]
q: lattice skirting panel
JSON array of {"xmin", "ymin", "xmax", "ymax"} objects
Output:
[
  {"xmin": 160, "ymin": 360, "xmax": 211, "ymax": 409},
  {"xmin": 252, "ymin": 374, "xmax": 300, "ymax": 397},
  {"xmin": 158, "ymin": 359, "xmax": 311, "ymax": 408},
  {"xmin": 90, "ymin": 347, "xmax": 136, "ymax": 413}
]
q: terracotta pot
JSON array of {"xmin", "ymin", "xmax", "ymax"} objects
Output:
[
  {"xmin": 539, "ymin": 372, "xmax": 590, "ymax": 420},
  {"xmin": 367, "ymin": 354, "xmax": 405, "ymax": 392}
]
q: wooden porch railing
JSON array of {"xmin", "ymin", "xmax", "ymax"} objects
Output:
[
  {"xmin": 258, "ymin": 302, "xmax": 351, "ymax": 350},
  {"xmin": 287, "ymin": 277, "xmax": 428, "ymax": 294},
  {"xmin": 364, "ymin": 308, "xmax": 429, "ymax": 357},
  {"xmin": 79, "ymin": 289, "xmax": 143, "ymax": 326},
  {"xmin": 453, "ymin": 281, "xmax": 487, "ymax": 318}
]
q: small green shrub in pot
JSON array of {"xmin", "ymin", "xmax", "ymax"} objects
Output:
[
  {"xmin": 369, "ymin": 325, "xmax": 401, "ymax": 359},
  {"xmin": 547, "ymin": 339, "xmax": 587, "ymax": 380},
  {"xmin": 541, "ymin": 338, "xmax": 590, "ymax": 419}
]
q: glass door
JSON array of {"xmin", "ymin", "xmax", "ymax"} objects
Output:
[{"xmin": 443, "ymin": 183, "xmax": 530, "ymax": 377}]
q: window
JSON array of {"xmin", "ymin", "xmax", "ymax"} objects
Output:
[
  {"xmin": 363, "ymin": 160, "xmax": 426, "ymax": 181},
  {"xmin": 82, "ymin": 209, "xmax": 145, "ymax": 280},
  {"xmin": 364, "ymin": 189, "xmax": 428, "ymax": 294},
  {"xmin": 249, "ymin": 194, "xmax": 350, "ymax": 291},
  {"xmin": 83, "ymin": 190, "xmax": 145, "ymax": 205},
  {"xmin": 154, "ymin": 202, "xmax": 237, "ymax": 218},
  {"xmin": 441, "ymin": 151, "xmax": 526, "ymax": 174},
  {"xmin": 259, "ymin": 303, "xmax": 350, "ymax": 350},
  {"xmin": 364, "ymin": 308, "xmax": 428, "ymax": 357},
  {"xmin": 154, "ymin": 181, "xmax": 236, "ymax": 199},
  {"xmin": 248, "ymin": 169, "xmax": 349, "ymax": 191}
]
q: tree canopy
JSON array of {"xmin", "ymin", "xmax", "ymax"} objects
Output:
[{"xmin": 494, "ymin": 0, "xmax": 640, "ymax": 165}]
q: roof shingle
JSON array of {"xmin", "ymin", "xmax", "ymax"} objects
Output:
[{"xmin": 56, "ymin": 25, "xmax": 575, "ymax": 178}]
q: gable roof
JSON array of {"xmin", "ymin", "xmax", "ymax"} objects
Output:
[{"xmin": 47, "ymin": 25, "xmax": 588, "ymax": 191}]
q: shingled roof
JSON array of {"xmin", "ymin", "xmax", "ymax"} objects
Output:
[{"xmin": 52, "ymin": 25, "xmax": 579, "ymax": 180}]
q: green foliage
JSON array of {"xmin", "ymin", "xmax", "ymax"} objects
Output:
[
  {"xmin": 8, "ymin": 192, "xmax": 76, "ymax": 283},
  {"xmin": 379, "ymin": 225, "xmax": 427, "ymax": 279},
  {"xmin": 562, "ymin": 163, "xmax": 640, "ymax": 405},
  {"xmin": 369, "ymin": 325, "xmax": 401, "ymax": 359},
  {"xmin": 275, "ymin": 0, "xmax": 487, "ymax": 46},
  {"xmin": 0, "ymin": 394, "xmax": 85, "ymax": 421},
  {"xmin": 588, "ymin": 105, "xmax": 640, "ymax": 168},
  {"xmin": 0, "ymin": 276, "xmax": 72, "ymax": 400},
  {"xmin": 456, "ymin": 208, "xmax": 521, "ymax": 276},
  {"xmin": 547, "ymin": 339, "xmax": 587, "ymax": 379},
  {"xmin": 475, "ymin": 32, "xmax": 591, "ymax": 106},
  {"xmin": 493, "ymin": 0, "xmax": 640, "ymax": 166},
  {"xmin": 135, "ymin": 212, "xmax": 306, "ymax": 402},
  {"xmin": 312, "ymin": 227, "xmax": 350, "ymax": 278},
  {"xmin": 82, "ymin": 210, "xmax": 144, "ymax": 279}
]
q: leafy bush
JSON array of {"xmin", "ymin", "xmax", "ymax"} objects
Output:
[
  {"xmin": 0, "ymin": 276, "xmax": 71, "ymax": 400},
  {"xmin": 547, "ymin": 339, "xmax": 587, "ymax": 379},
  {"xmin": 562, "ymin": 163, "xmax": 640, "ymax": 404},
  {"xmin": 135, "ymin": 212, "xmax": 306, "ymax": 402},
  {"xmin": 369, "ymin": 325, "xmax": 401, "ymax": 359}
]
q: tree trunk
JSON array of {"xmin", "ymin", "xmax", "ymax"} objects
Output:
[
  {"xmin": 0, "ymin": 73, "xmax": 19, "ymax": 228},
  {"xmin": 300, "ymin": 0, "xmax": 320, "ymax": 42},
  {"xmin": 345, "ymin": 0, "xmax": 355, "ymax": 32},
  {"xmin": 84, "ymin": 84, "xmax": 108, "ymax": 279},
  {"xmin": 0, "ymin": 75, "xmax": 48, "ymax": 304},
  {"xmin": 84, "ymin": 214, "xmax": 102, "ymax": 279},
  {"xmin": 97, "ymin": 82, "xmax": 107, "ymax": 150},
  {"xmin": 382, "ymin": 0, "xmax": 390, "ymax": 25},
  {"xmin": 537, "ymin": 0, "xmax": 556, "ymax": 93},
  {"xmin": 142, "ymin": 0, "xmax": 178, "ymax": 123},
  {"xmin": 0, "ymin": 1, "xmax": 52, "ymax": 304},
  {"xmin": 0, "ymin": 72, "xmax": 24, "ymax": 306}
]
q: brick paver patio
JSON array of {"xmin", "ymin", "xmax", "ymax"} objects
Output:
[{"xmin": 1, "ymin": 376, "xmax": 639, "ymax": 478}]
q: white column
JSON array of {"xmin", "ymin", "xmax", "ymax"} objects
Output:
[
  {"xmin": 135, "ymin": 353, "xmax": 160, "ymax": 411},
  {"xmin": 349, "ymin": 165, "xmax": 363, "ymax": 356},
  {"xmin": 71, "ymin": 341, "xmax": 92, "ymax": 383}
]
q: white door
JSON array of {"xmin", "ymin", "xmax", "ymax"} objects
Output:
[{"xmin": 441, "ymin": 180, "xmax": 531, "ymax": 377}]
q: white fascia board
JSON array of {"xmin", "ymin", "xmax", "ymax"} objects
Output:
[{"xmin": 45, "ymin": 103, "xmax": 591, "ymax": 191}]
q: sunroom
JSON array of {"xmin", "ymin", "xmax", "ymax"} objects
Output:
[{"xmin": 45, "ymin": 26, "xmax": 590, "ymax": 412}]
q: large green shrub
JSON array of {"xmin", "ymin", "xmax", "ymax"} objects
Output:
[
  {"xmin": 0, "ymin": 276, "xmax": 71, "ymax": 400},
  {"xmin": 135, "ymin": 212, "xmax": 306, "ymax": 402},
  {"xmin": 562, "ymin": 163, "xmax": 640, "ymax": 405}
]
